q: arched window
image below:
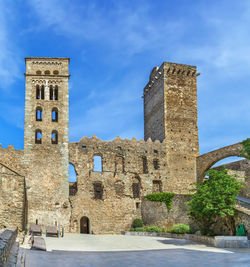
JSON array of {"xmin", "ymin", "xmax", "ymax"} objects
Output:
[
  {"xmin": 51, "ymin": 130, "xmax": 58, "ymax": 144},
  {"xmin": 49, "ymin": 85, "xmax": 53, "ymax": 100},
  {"xmin": 36, "ymin": 85, "xmax": 40, "ymax": 99},
  {"xmin": 36, "ymin": 107, "xmax": 42, "ymax": 121},
  {"xmin": 45, "ymin": 70, "xmax": 50, "ymax": 75},
  {"xmin": 36, "ymin": 70, "xmax": 42, "ymax": 75},
  {"xmin": 54, "ymin": 85, "xmax": 58, "ymax": 100},
  {"xmin": 35, "ymin": 129, "xmax": 42, "ymax": 144},
  {"xmin": 52, "ymin": 108, "xmax": 58, "ymax": 122},
  {"xmin": 41, "ymin": 85, "xmax": 45, "ymax": 100},
  {"xmin": 93, "ymin": 155, "xmax": 102, "ymax": 172},
  {"xmin": 53, "ymin": 70, "xmax": 59, "ymax": 75}
]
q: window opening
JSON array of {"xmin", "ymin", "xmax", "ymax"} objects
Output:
[
  {"xmin": 52, "ymin": 108, "xmax": 58, "ymax": 122},
  {"xmin": 36, "ymin": 70, "xmax": 41, "ymax": 75},
  {"xmin": 69, "ymin": 163, "xmax": 77, "ymax": 196},
  {"xmin": 45, "ymin": 70, "xmax": 50, "ymax": 75},
  {"xmin": 50, "ymin": 85, "xmax": 53, "ymax": 100},
  {"xmin": 82, "ymin": 146, "xmax": 87, "ymax": 149},
  {"xmin": 153, "ymin": 159, "xmax": 159, "ymax": 170},
  {"xmin": 36, "ymin": 85, "xmax": 40, "ymax": 99},
  {"xmin": 93, "ymin": 155, "xmax": 102, "ymax": 172},
  {"xmin": 153, "ymin": 180, "xmax": 162, "ymax": 193},
  {"xmin": 41, "ymin": 85, "xmax": 45, "ymax": 100},
  {"xmin": 93, "ymin": 182, "xmax": 103, "ymax": 199},
  {"xmin": 35, "ymin": 130, "xmax": 42, "ymax": 144},
  {"xmin": 36, "ymin": 107, "xmax": 42, "ymax": 121},
  {"xmin": 115, "ymin": 156, "xmax": 125, "ymax": 173},
  {"xmin": 51, "ymin": 130, "xmax": 58, "ymax": 144},
  {"xmin": 55, "ymin": 85, "xmax": 58, "ymax": 100},
  {"xmin": 142, "ymin": 156, "xmax": 148, "ymax": 174},
  {"xmin": 132, "ymin": 178, "xmax": 140, "ymax": 198}
]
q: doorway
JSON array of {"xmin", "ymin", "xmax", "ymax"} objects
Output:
[{"xmin": 80, "ymin": 216, "xmax": 90, "ymax": 234}]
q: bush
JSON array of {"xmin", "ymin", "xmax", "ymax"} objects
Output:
[
  {"xmin": 132, "ymin": 218, "xmax": 143, "ymax": 228},
  {"xmin": 144, "ymin": 225, "xmax": 164, "ymax": 233},
  {"xmin": 135, "ymin": 227, "xmax": 144, "ymax": 232},
  {"xmin": 170, "ymin": 224, "xmax": 190, "ymax": 234}
]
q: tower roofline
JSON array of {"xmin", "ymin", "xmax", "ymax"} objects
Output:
[{"xmin": 25, "ymin": 57, "xmax": 70, "ymax": 62}]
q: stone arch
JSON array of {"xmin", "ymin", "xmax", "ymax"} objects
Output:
[{"xmin": 196, "ymin": 142, "xmax": 243, "ymax": 182}]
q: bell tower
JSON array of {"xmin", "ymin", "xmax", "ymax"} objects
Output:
[{"xmin": 24, "ymin": 57, "xmax": 71, "ymax": 229}]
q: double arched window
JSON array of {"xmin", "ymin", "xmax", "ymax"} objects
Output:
[
  {"xmin": 52, "ymin": 108, "xmax": 58, "ymax": 122},
  {"xmin": 36, "ymin": 107, "xmax": 43, "ymax": 121},
  {"xmin": 35, "ymin": 129, "xmax": 42, "ymax": 144},
  {"xmin": 51, "ymin": 130, "xmax": 58, "ymax": 144},
  {"xmin": 36, "ymin": 85, "xmax": 44, "ymax": 100},
  {"xmin": 49, "ymin": 85, "xmax": 58, "ymax": 100}
]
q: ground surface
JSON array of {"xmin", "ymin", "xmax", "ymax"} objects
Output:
[{"xmin": 23, "ymin": 234, "xmax": 250, "ymax": 267}]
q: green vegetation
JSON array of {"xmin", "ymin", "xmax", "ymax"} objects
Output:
[
  {"xmin": 186, "ymin": 168, "xmax": 242, "ymax": 235},
  {"xmin": 145, "ymin": 192, "xmax": 175, "ymax": 211},
  {"xmin": 170, "ymin": 224, "xmax": 190, "ymax": 234},
  {"xmin": 241, "ymin": 138, "xmax": 250, "ymax": 159},
  {"xmin": 130, "ymin": 225, "xmax": 164, "ymax": 233},
  {"xmin": 132, "ymin": 218, "xmax": 143, "ymax": 228}
]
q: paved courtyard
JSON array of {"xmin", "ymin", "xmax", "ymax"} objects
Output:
[{"xmin": 23, "ymin": 234, "xmax": 250, "ymax": 267}]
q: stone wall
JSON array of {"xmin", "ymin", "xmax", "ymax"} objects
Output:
[
  {"xmin": 141, "ymin": 195, "xmax": 194, "ymax": 230},
  {"xmin": 0, "ymin": 164, "xmax": 25, "ymax": 231},
  {"xmin": 69, "ymin": 136, "xmax": 169, "ymax": 234}
]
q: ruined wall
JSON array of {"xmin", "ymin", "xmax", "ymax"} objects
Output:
[
  {"xmin": 141, "ymin": 195, "xmax": 194, "ymax": 230},
  {"xmin": 0, "ymin": 163, "xmax": 25, "ymax": 231},
  {"xmin": 23, "ymin": 58, "xmax": 71, "ymax": 230},
  {"xmin": 69, "ymin": 136, "xmax": 171, "ymax": 234},
  {"xmin": 0, "ymin": 145, "xmax": 25, "ymax": 175},
  {"xmin": 144, "ymin": 62, "xmax": 199, "ymax": 193}
]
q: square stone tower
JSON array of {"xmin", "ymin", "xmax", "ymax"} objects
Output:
[
  {"xmin": 24, "ymin": 57, "xmax": 71, "ymax": 229},
  {"xmin": 143, "ymin": 62, "xmax": 199, "ymax": 193}
]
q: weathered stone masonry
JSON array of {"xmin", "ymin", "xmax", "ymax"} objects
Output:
[{"xmin": 0, "ymin": 57, "xmax": 247, "ymax": 234}]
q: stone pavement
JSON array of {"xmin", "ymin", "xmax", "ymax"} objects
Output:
[{"xmin": 22, "ymin": 234, "xmax": 250, "ymax": 267}]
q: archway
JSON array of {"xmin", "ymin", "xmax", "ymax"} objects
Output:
[
  {"xmin": 196, "ymin": 142, "xmax": 243, "ymax": 182},
  {"xmin": 80, "ymin": 216, "xmax": 90, "ymax": 234}
]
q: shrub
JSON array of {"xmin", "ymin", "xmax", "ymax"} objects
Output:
[
  {"xmin": 186, "ymin": 168, "xmax": 242, "ymax": 235},
  {"xmin": 144, "ymin": 225, "xmax": 164, "ymax": 233},
  {"xmin": 132, "ymin": 218, "xmax": 143, "ymax": 228},
  {"xmin": 135, "ymin": 227, "xmax": 144, "ymax": 232},
  {"xmin": 145, "ymin": 192, "xmax": 175, "ymax": 211},
  {"xmin": 170, "ymin": 224, "xmax": 190, "ymax": 234}
]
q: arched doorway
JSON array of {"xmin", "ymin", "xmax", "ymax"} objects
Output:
[{"xmin": 80, "ymin": 216, "xmax": 90, "ymax": 234}]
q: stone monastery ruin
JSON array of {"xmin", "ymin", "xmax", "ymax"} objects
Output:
[{"xmin": 0, "ymin": 57, "xmax": 248, "ymax": 234}]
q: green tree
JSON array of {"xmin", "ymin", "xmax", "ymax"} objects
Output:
[{"xmin": 187, "ymin": 168, "xmax": 242, "ymax": 235}]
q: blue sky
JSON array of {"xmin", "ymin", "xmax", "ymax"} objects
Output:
[{"xmin": 0, "ymin": 0, "xmax": 249, "ymax": 166}]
